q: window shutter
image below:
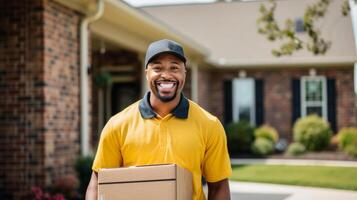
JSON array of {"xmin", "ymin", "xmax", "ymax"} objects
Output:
[
  {"xmin": 292, "ymin": 79, "xmax": 301, "ymax": 125},
  {"xmin": 327, "ymin": 79, "xmax": 337, "ymax": 133},
  {"xmin": 255, "ymin": 79, "xmax": 264, "ymax": 126},
  {"xmin": 223, "ymin": 80, "xmax": 232, "ymax": 124}
]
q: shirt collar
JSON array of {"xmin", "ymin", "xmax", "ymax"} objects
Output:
[{"xmin": 139, "ymin": 92, "xmax": 189, "ymax": 119}]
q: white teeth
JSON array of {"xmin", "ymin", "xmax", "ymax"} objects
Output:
[{"xmin": 159, "ymin": 83, "xmax": 175, "ymax": 89}]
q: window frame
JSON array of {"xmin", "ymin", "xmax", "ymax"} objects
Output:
[
  {"xmin": 300, "ymin": 76, "xmax": 328, "ymax": 119},
  {"xmin": 232, "ymin": 78, "xmax": 256, "ymax": 125}
]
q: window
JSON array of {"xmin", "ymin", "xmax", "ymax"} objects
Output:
[
  {"xmin": 301, "ymin": 76, "xmax": 327, "ymax": 119},
  {"xmin": 295, "ymin": 18, "xmax": 305, "ymax": 33},
  {"xmin": 232, "ymin": 78, "xmax": 255, "ymax": 125}
]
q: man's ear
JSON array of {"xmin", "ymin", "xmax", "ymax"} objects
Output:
[{"xmin": 145, "ymin": 69, "xmax": 149, "ymax": 80}]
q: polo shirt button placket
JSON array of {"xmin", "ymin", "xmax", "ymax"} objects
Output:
[{"xmin": 158, "ymin": 121, "xmax": 165, "ymax": 151}]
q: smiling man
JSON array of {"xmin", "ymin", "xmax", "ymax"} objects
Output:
[{"xmin": 85, "ymin": 39, "xmax": 232, "ymax": 200}]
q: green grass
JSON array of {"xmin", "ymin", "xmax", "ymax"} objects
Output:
[{"xmin": 231, "ymin": 164, "xmax": 357, "ymax": 191}]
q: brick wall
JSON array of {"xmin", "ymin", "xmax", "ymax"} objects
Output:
[
  {"xmin": 183, "ymin": 67, "xmax": 191, "ymax": 99},
  {"xmin": 43, "ymin": 0, "xmax": 81, "ymax": 186},
  {"xmin": 0, "ymin": 0, "xmax": 82, "ymax": 198},
  {"xmin": 0, "ymin": 1, "xmax": 46, "ymax": 198},
  {"xmin": 205, "ymin": 67, "xmax": 357, "ymax": 140},
  {"xmin": 197, "ymin": 67, "xmax": 212, "ymax": 111}
]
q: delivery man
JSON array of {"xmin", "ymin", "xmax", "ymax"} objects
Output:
[{"xmin": 85, "ymin": 39, "xmax": 232, "ymax": 200}]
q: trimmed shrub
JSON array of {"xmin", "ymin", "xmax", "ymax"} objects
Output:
[
  {"xmin": 338, "ymin": 128, "xmax": 357, "ymax": 157},
  {"xmin": 251, "ymin": 138, "xmax": 274, "ymax": 156},
  {"xmin": 293, "ymin": 115, "xmax": 332, "ymax": 151},
  {"xmin": 286, "ymin": 142, "xmax": 306, "ymax": 156},
  {"xmin": 254, "ymin": 125, "xmax": 279, "ymax": 144},
  {"xmin": 225, "ymin": 121, "xmax": 255, "ymax": 154}
]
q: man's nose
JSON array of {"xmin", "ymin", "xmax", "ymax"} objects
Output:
[{"xmin": 160, "ymin": 69, "xmax": 173, "ymax": 78}]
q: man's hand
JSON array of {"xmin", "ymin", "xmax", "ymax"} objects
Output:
[
  {"xmin": 207, "ymin": 178, "xmax": 230, "ymax": 200},
  {"xmin": 85, "ymin": 171, "xmax": 98, "ymax": 200}
]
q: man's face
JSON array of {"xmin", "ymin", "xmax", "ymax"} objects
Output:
[{"xmin": 146, "ymin": 53, "xmax": 186, "ymax": 103}]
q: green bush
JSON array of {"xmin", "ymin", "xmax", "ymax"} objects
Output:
[
  {"xmin": 338, "ymin": 128, "xmax": 357, "ymax": 157},
  {"xmin": 254, "ymin": 125, "xmax": 279, "ymax": 144},
  {"xmin": 286, "ymin": 142, "xmax": 306, "ymax": 156},
  {"xmin": 225, "ymin": 121, "xmax": 255, "ymax": 154},
  {"xmin": 251, "ymin": 138, "xmax": 274, "ymax": 156},
  {"xmin": 293, "ymin": 115, "xmax": 332, "ymax": 151},
  {"xmin": 75, "ymin": 156, "xmax": 94, "ymax": 196}
]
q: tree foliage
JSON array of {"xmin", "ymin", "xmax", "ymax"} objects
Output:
[{"xmin": 257, "ymin": 0, "xmax": 352, "ymax": 57}]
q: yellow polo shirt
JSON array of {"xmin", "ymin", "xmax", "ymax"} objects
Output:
[{"xmin": 92, "ymin": 92, "xmax": 232, "ymax": 200}]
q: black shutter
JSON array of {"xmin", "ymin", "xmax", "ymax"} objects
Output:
[
  {"xmin": 292, "ymin": 79, "xmax": 301, "ymax": 125},
  {"xmin": 223, "ymin": 80, "xmax": 232, "ymax": 124},
  {"xmin": 255, "ymin": 79, "xmax": 264, "ymax": 126},
  {"xmin": 327, "ymin": 79, "xmax": 337, "ymax": 133}
]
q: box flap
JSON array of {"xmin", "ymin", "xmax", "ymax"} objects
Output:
[{"xmin": 98, "ymin": 164, "xmax": 177, "ymax": 184}]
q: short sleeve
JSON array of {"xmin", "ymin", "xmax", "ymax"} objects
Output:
[
  {"xmin": 92, "ymin": 118, "xmax": 122, "ymax": 172},
  {"xmin": 202, "ymin": 118, "xmax": 232, "ymax": 182}
]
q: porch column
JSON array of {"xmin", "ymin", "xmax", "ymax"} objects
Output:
[{"xmin": 139, "ymin": 53, "xmax": 148, "ymax": 97}]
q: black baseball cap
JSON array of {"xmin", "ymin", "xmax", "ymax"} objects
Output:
[{"xmin": 144, "ymin": 39, "xmax": 186, "ymax": 68}]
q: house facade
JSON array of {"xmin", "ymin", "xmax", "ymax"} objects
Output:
[
  {"xmin": 1, "ymin": 0, "xmax": 357, "ymax": 199},
  {"xmin": 143, "ymin": 0, "xmax": 357, "ymax": 140}
]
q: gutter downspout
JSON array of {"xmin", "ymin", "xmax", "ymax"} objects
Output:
[{"xmin": 80, "ymin": 0, "xmax": 104, "ymax": 156}]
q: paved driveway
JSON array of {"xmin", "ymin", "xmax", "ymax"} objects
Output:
[{"xmin": 229, "ymin": 181, "xmax": 357, "ymax": 200}]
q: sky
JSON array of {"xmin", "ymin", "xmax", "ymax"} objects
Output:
[
  {"xmin": 122, "ymin": 0, "xmax": 259, "ymax": 6},
  {"xmin": 123, "ymin": 0, "xmax": 216, "ymax": 7}
]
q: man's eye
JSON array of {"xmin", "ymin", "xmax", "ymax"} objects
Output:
[
  {"xmin": 152, "ymin": 67, "xmax": 161, "ymax": 72},
  {"xmin": 171, "ymin": 66, "xmax": 179, "ymax": 71}
]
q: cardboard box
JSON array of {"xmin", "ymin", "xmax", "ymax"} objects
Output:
[{"xmin": 98, "ymin": 164, "xmax": 193, "ymax": 200}]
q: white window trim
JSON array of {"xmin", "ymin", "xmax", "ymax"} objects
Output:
[
  {"xmin": 301, "ymin": 76, "xmax": 328, "ymax": 119},
  {"xmin": 232, "ymin": 78, "xmax": 256, "ymax": 125}
]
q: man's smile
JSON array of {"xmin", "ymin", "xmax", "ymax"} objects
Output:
[{"xmin": 156, "ymin": 81, "xmax": 177, "ymax": 92}]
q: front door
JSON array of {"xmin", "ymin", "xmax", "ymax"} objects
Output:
[{"xmin": 111, "ymin": 82, "xmax": 140, "ymax": 115}]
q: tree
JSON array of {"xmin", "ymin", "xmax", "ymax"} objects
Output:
[{"xmin": 257, "ymin": 0, "xmax": 354, "ymax": 57}]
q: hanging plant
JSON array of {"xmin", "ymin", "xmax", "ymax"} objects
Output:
[{"xmin": 94, "ymin": 71, "xmax": 112, "ymax": 88}]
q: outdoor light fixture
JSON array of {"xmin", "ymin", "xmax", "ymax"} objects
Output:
[
  {"xmin": 100, "ymin": 40, "xmax": 106, "ymax": 54},
  {"xmin": 309, "ymin": 68, "xmax": 317, "ymax": 77},
  {"xmin": 239, "ymin": 70, "xmax": 247, "ymax": 78}
]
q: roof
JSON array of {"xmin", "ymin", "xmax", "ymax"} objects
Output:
[
  {"xmin": 54, "ymin": 0, "xmax": 208, "ymax": 62},
  {"xmin": 143, "ymin": 0, "xmax": 357, "ymax": 68}
]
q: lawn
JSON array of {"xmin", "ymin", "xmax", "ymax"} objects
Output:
[{"xmin": 230, "ymin": 164, "xmax": 357, "ymax": 191}]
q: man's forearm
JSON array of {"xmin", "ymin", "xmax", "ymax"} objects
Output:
[
  {"xmin": 208, "ymin": 188, "xmax": 230, "ymax": 200},
  {"xmin": 85, "ymin": 186, "xmax": 97, "ymax": 200},
  {"xmin": 207, "ymin": 179, "xmax": 230, "ymax": 200},
  {"xmin": 85, "ymin": 172, "xmax": 98, "ymax": 200}
]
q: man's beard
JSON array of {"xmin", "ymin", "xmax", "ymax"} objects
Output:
[{"xmin": 154, "ymin": 83, "xmax": 179, "ymax": 102}]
